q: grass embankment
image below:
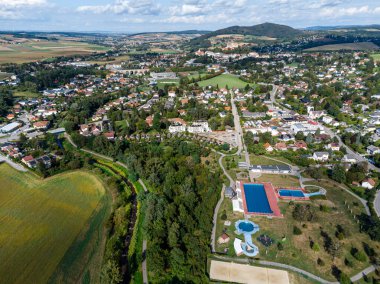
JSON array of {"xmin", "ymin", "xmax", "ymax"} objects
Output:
[
  {"xmin": 255, "ymin": 174, "xmax": 301, "ymax": 188},
  {"xmin": 93, "ymin": 159, "xmax": 146, "ymax": 283},
  {"xmin": 0, "ymin": 163, "xmax": 107, "ymax": 284},
  {"xmin": 216, "ymin": 178, "xmax": 380, "ymax": 281}
]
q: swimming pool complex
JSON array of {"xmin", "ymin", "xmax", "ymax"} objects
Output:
[{"xmin": 235, "ymin": 220, "xmax": 260, "ymax": 257}]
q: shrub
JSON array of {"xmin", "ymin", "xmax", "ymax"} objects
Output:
[
  {"xmin": 221, "ymin": 210, "xmax": 227, "ymax": 221},
  {"xmin": 339, "ymin": 272, "xmax": 351, "ymax": 284},
  {"xmin": 277, "ymin": 242, "xmax": 284, "ymax": 251},
  {"xmin": 344, "ymin": 257, "xmax": 353, "ymax": 267},
  {"xmin": 354, "ymin": 251, "xmax": 367, "ymax": 262},
  {"xmin": 293, "ymin": 226, "xmax": 302, "ymax": 235},
  {"xmin": 317, "ymin": 258, "xmax": 325, "ymax": 266},
  {"xmin": 312, "ymin": 243, "xmax": 320, "ymax": 252}
]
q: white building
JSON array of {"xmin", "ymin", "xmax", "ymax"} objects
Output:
[
  {"xmin": 187, "ymin": 121, "xmax": 211, "ymax": 133},
  {"xmin": 0, "ymin": 122, "xmax": 21, "ymax": 133},
  {"xmin": 312, "ymin": 152, "xmax": 329, "ymax": 162}
]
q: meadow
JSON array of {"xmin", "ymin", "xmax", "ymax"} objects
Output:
[
  {"xmin": 305, "ymin": 42, "xmax": 379, "ymax": 52},
  {"xmin": 371, "ymin": 53, "xmax": 380, "ymax": 62},
  {"xmin": 0, "ymin": 39, "xmax": 109, "ymax": 64},
  {"xmin": 197, "ymin": 74, "xmax": 251, "ymax": 89},
  {"xmin": 0, "ymin": 163, "xmax": 108, "ymax": 284}
]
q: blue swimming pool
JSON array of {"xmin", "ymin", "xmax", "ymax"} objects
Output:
[
  {"xmin": 278, "ymin": 189, "xmax": 305, "ymax": 198},
  {"xmin": 238, "ymin": 221, "xmax": 254, "ymax": 232},
  {"xmin": 243, "ymin": 184, "xmax": 273, "ymax": 214}
]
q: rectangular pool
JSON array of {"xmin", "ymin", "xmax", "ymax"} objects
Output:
[
  {"xmin": 278, "ymin": 189, "xmax": 305, "ymax": 198},
  {"xmin": 243, "ymin": 184, "xmax": 273, "ymax": 214}
]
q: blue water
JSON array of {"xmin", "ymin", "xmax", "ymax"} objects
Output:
[
  {"xmin": 238, "ymin": 222, "xmax": 254, "ymax": 232},
  {"xmin": 278, "ymin": 189, "xmax": 305, "ymax": 198},
  {"xmin": 243, "ymin": 184, "xmax": 273, "ymax": 214}
]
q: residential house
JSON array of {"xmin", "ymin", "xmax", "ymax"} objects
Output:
[
  {"xmin": 362, "ymin": 178, "xmax": 376, "ymax": 190},
  {"xmin": 367, "ymin": 145, "xmax": 380, "ymax": 155},
  {"xmin": 217, "ymin": 233, "xmax": 230, "ymax": 245},
  {"xmin": 264, "ymin": 143, "xmax": 274, "ymax": 152},
  {"xmin": 312, "ymin": 152, "xmax": 329, "ymax": 162}
]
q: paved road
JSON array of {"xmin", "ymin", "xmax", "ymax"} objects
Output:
[
  {"xmin": 301, "ymin": 176, "xmax": 371, "ymax": 216},
  {"xmin": 142, "ymin": 240, "xmax": 148, "ymax": 284},
  {"xmin": 323, "ymin": 126, "xmax": 380, "ymax": 173},
  {"xmin": 269, "ymin": 84, "xmax": 278, "ymax": 105},
  {"xmin": 230, "ymin": 91, "xmax": 249, "ymax": 164},
  {"xmin": 218, "ymin": 152, "xmax": 235, "ymax": 187},
  {"xmin": 374, "ymin": 191, "xmax": 380, "ymax": 218},
  {"xmin": 0, "ymin": 154, "xmax": 28, "ymax": 172},
  {"xmin": 211, "ymin": 184, "xmax": 225, "ymax": 253},
  {"xmin": 138, "ymin": 179, "xmax": 149, "ymax": 284}
]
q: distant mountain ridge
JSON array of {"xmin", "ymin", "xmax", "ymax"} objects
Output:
[{"xmin": 305, "ymin": 24, "xmax": 380, "ymax": 31}]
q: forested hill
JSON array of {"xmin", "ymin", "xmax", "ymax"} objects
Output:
[
  {"xmin": 204, "ymin": 23, "xmax": 303, "ymax": 39},
  {"xmin": 189, "ymin": 22, "xmax": 303, "ymax": 48}
]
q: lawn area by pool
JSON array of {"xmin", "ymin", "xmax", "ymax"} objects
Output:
[{"xmin": 243, "ymin": 184, "xmax": 273, "ymax": 214}]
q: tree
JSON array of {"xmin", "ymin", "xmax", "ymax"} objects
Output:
[
  {"xmin": 293, "ymin": 226, "xmax": 302, "ymax": 235},
  {"xmin": 101, "ymin": 259, "xmax": 122, "ymax": 284},
  {"xmin": 339, "ymin": 272, "xmax": 351, "ymax": 284},
  {"xmin": 331, "ymin": 165, "xmax": 346, "ymax": 183},
  {"xmin": 295, "ymin": 131, "xmax": 305, "ymax": 141},
  {"xmin": 153, "ymin": 113, "xmax": 161, "ymax": 132}
]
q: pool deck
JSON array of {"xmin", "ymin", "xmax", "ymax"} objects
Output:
[{"xmin": 240, "ymin": 182, "xmax": 282, "ymax": 217}]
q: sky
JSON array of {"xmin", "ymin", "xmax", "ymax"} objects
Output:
[{"xmin": 1, "ymin": 0, "xmax": 380, "ymax": 33}]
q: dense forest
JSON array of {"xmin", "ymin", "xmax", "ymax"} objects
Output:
[
  {"xmin": 72, "ymin": 133, "xmax": 223, "ymax": 283},
  {"xmin": 123, "ymin": 140, "xmax": 222, "ymax": 283}
]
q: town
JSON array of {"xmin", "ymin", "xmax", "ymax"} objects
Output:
[{"xmin": 1, "ymin": 20, "xmax": 380, "ymax": 284}]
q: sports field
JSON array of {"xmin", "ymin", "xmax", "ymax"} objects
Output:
[
  {"xmin": 210, "ymin": 260, "xmax": 289, "ymax": 284},
  {"xmin": 197, "ymin": 74, "xmax": 251, "ymax": 89},
  {"xmin": 0, "ymin": 39, "xmax": 109, "ymax": 64},
  {"xmin": 0, "ymin": 163, "xmax": 107, "ymax": 284}
]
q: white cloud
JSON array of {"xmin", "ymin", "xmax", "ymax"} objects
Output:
[
  {"xmin": 320, "ymin": 5, "xmax": 380, "ymax": 17},
  {"xmin": 77, "ymin": 0, "xmax": 160, "ymax": 16},
  {"xmin": 0, "ymin": 0, "xmax": 48, "ymax": 19},
  {"xmin": 0, "ymin": 0, "xmax": 47, "ymax": 7}
]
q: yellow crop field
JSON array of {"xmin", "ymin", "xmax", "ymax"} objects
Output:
[{"xmin": 0, "ymin": 163, "xmax": 107, "ymax": 284}]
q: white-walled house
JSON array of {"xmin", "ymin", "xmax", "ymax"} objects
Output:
[{"xmin": 312, "ymin": 152, "xmax": 329, "ymax": 162}]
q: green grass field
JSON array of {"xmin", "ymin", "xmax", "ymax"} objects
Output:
[
  {"xmin": 157, "ymin": 78, "xmax": 180, "ymax": 89},
  {"xmin": 0, "ymin": 163, "xmax": 107, "ymax": 284},
  {"xmin": 197, "ymin": 74, "xmax": 251, "ymax": 89},
  {"xmin": 13, "ymin": 91, "xmax": 40, "ymax": 98},
  {"xmin": 371, "ymin": 53, "xmax": 380, "ymax": 62},
  {"xmin": 305, "ymin": 42, "xmax": 379, "ymax": 52}
]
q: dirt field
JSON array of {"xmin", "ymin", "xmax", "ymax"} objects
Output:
[
  {"xmin": 210, "ymin": 260, "xmax": 289, "ymax": 284},
  {"xmin": 0, "ymin": 38, "xmax": 109, "ymax": 64}
]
